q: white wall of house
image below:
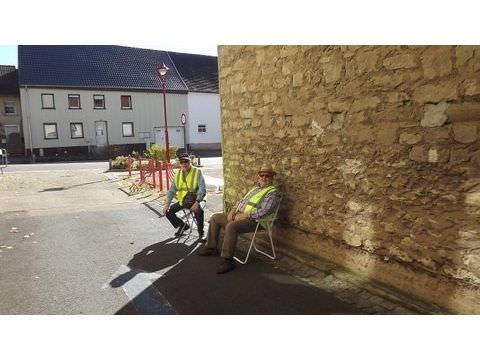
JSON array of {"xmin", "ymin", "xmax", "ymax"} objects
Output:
[
  {"xmin": 19, "ymin": 87, "xmax": 188, "ymax": 151},
  {"xmin": 186, "ymin": 92, "xmax": 221, "ymax": 151}
]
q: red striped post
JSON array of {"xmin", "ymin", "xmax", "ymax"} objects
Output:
[
  {"xmin": 158, "ymin": 161, "xmax": 163, "ymax": 191},
  {"xmin": 150, "ymin": 159, "xmax": 155, "ymax": 188},
  {"xmin": 165, "ymin": 162, "xmax": 170, "ymax": 189},
  {"xmin": 128, "ymin": 155, "xmax": 132, "ymax": 177}
]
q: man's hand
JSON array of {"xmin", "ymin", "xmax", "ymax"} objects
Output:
[
  {"xmin": 233, "ymin": 212, "xmax": 249, "ymax": 221},
  {"xmin": 163, "ymin": 203, "xmax": 170, "ymax": 215},
  {"xmin": 190, "ymin": 201, "xmax": 199, "ymax": 213},
  {"xmin": 227, "ymin": 209, "xmax": 236, "ymax": 223}
]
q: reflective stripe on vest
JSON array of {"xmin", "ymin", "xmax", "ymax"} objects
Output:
[
  {"xmin": 243, "ymin": 185, "xmax": 277, "ymax": 214},
  {"xmin": 175, "ymin": 167, "xmax": 199, "ymax": 205}
]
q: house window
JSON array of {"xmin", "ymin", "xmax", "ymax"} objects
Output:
[
  {"xmin": 198, "ymin": 124, "xmax": 207, "ymax": 133},
  {"xmin": 4, "ymin": 101, "xmax": 16, "ymax": 115},
  {"xmin": 93, "ymin": 95, "xmax": 105, "ymax": 109},
  {"xmin": 122, "ymin": 122, "xmax": 134, "ymax": 137},
  {"xmin": 41, "ymin": 94, "xmax": 55, "ymax": 109},
  {"xmin": 43, "ymin": 123, "xmax": 58, "ymax": 139},
  {"xmin": 68, "ymin": 94, "xmax": 81, "ymax": 109},
  {"xmin": 70, "ymin": 123, "xmax": 84, "ymax": 138},
  {"xmin": 121, "ymin": 95, "xmax": 132, "ymax": 109}
]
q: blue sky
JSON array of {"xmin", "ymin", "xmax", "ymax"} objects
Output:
[
  {"xmin": 0, "ymin": 45, "xmax": 218, "ymax": 68},
  {"xmin": 0, "ymin": 45, "xmax": 18, "ymax": 66}
]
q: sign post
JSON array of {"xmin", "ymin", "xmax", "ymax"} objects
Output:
[{"xmin": 181, "ymin": 113, "xmax": 187, "ymax": 153}]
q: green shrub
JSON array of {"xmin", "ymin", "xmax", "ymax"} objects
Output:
[
  {"xmin": 144, "ymin": 144, "xmax": 178, "ymax": 164},
  {"xmin": 111, "ymin": 156, "xmax": 128, "ymax": 169}
]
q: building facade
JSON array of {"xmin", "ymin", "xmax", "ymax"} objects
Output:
[
  {"xmin": 18, "ymin": 45, "xmax": 220, "ymax": 160},
  {"xmin": 169, "ymin": 51, "xmax": 221, "ymax": 154},
  {"xmin": 0, "ymin": 65, "xmax": 23, "ymax": 154}
]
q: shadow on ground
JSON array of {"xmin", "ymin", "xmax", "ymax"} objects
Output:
[{"xmin": 113, "ymin": 236, "xmax": 364, "ymax": 315}]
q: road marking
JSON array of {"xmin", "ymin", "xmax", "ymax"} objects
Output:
[
  {"xmin": 104, "ymin": 240, "xmax": 201, "ymax": 314},
  {"xmin": 106, "ymin": 264, "xmax": 176, "ymax": 314}
]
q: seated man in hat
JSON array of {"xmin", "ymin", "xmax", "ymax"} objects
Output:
[
  {"xmin": 198, "ymin": 164, "xmax": 280, "ymax": 274},
  {"xmin": 163, "ymin": 153, "xmax": 206, "ymax": 240}
]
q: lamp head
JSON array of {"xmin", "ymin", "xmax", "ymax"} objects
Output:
[{"xmin": 156, "ymin": 61, "xmax": 169, "ymax": 77}]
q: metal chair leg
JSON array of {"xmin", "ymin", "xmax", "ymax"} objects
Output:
[{"xmin": 234, "ymin": 224, "xmax": 261, "ymax": 264}]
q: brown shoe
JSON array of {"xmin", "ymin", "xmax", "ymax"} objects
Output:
[
  {"xmin": 197, "ymin": 246, "xmax": 217, "ymax": 256},
  {"xmin": 216, "ymin": 259, "xmax": 235, "ymax": 274}
]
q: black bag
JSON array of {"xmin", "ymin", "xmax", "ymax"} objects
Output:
[{"xmin": 182, "ymin": 192, "xmax": 197, "ymax": 208}]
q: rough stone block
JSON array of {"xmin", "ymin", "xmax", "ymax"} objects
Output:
[
  {"xmin": 377, "ymin": 123, "xmax": 399, "ymax": 145},
  {"xmin": 371, "ymin": 73, "xmax": 405, "ymax": 88},
  {"xmin": 413, "ymin": 84, "xmax": 457, "ymax": 103},
  {"xmin": 447, "ymin": 103, "xmax": 480, "ymax": 123},
  {"xmin": 453, "ymin": 123, "xmax": 477, "ymax": 143},
  {"xmin": 471, "ymin": 150, "xmax": 480, "ymax": 166},
  {"xmin": 356, "ymin": 51, "xmax": 379, "ymax": 74},
  {"xmin": 348, "ymin": 124, "xmax": 373, "ymax": 143},
  {"xmin": 399, "ymin": 132, "xmax": 423, "ymax": 144},
  {"xmin": 421, "ymin": 102, "xmax": 449, "ymax": 127},
  {"xmin": 450, "ymin": 148, "xmax": 470, "ymax": 163},
  {"xmin": 386, "ymin": 92, "xmax": 410, "ymax": 104},
  {"xmin": 455, "ymin": 46, "xmax": 475, "ymax": 67},
  {"xmin": 463, "ymin": 79, "xmax": 480, "ymax": 96},
  {"xmin": 428, "ymin": 147, "xmax": 449, "ymax": 163},
  {"xmin": 322, "ymin": 62, "xmax": 343, "ymax": 84},
  {"xmin": 409, "ymin": 145, "xmax": 428, "ymax": 162},
  {"xmin": 465, "ymin": 191, "xmax": 480, "ymax": 207},
  {"xmin": 328, "ymin": 100, "xmax": 351, "ymax": 112},
  {"xmin": 351, "ymin": 96, "xmax": 381, "ymax": 112},
  {"xmin": 383, "ymin": 54, "xmax": 417, "ymax": 69},
  {"xmin": 293, "ymin": 72, "xmax": 303, "ymax": 87},
  {"xmin": 421, "ymin": 46, "xmax": 453, "ymax": 79},
  {"xmin": 424, "ymin": 127, "xmax": 451, "ymax": 142}
]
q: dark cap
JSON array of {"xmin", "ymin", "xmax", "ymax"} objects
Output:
[{"xmin": 179, "ymin": 153, "xmax": 191, "ymax": 161}]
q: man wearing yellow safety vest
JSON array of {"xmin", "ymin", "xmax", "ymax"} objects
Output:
[
  {"xmin": 163, "ymin": 153, "xmax": 206, "ymax": 240},
  {"xmin": 198, "ymin": 164, "xmax": 280, "ymax": 274}
]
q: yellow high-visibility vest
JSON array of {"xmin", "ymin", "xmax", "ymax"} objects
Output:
[
  {"xmin": 175, "ymin": 167, "xmax": 200, "ymax": 206},
  {"xmin": 243, "ymin": 185, "xmax": 277, "ymax": 214}
]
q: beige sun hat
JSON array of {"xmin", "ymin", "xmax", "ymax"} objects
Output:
[{"xmin": 258, "ymin": 164, "xmax": 277, "ymax": 176}]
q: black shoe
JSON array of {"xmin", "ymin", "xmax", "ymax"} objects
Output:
[
  {"xmin": 174, "ymin": 224, "xmax": 190, "ymax": 236},
  {"xmin": 198, "ymin": 232, "xmax": 205, "ymax": 242},
  {"xmin": 197, "ymin": 246, "xmax": 217, "ymax": 256},
  {"xmin": 216, "ymin": 258, "xmax": 235, "ymax": 274}
]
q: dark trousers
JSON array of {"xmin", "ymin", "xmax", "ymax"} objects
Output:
[{"xmin": 166, "ymin": 202, "xmax": 204, "ymax": 234}]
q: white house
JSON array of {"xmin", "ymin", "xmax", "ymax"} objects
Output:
[
  {"xmin": 18, "ymin": 45, "xmax": 220, "ymax": 160},
  {"xmin": 168, "ymin": 52, "xmax": 221, "ymax": 154}
]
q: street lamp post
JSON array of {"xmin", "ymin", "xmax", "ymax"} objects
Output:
[{"xmin": 156, "ymin": 61, "xmax": 170, "ymax": 164}]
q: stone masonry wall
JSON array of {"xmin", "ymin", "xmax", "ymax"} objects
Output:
[{"xmin": 218, "ymin": 45, "xmax": 480, "ymax": 313}]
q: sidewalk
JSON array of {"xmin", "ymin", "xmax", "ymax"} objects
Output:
[{"xmin": 106, "ymin": 170, "xmax": 430, "ymax": 314}]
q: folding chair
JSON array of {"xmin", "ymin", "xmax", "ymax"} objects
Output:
[
  {"xmin": 234, "ymin": 199, "xmax": 282, "ymax": 264},
  {"xmin": 178, "ymin": 200, "xmax": 206, "ymax": 238}
]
